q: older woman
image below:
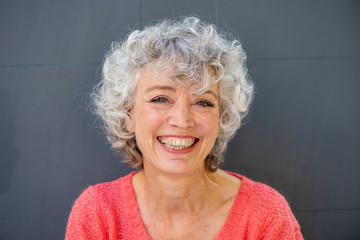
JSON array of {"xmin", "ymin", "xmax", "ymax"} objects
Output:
[{"xmin": 65, "ymin": 17, "xmax": 303, "ymax": 239}]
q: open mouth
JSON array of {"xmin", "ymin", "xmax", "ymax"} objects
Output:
[{"xmin": 157, "ymin": 136, "xmax": 199, "ymax": 150}]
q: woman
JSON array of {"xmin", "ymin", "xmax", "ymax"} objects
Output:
[{"xmin": 66, "ymin": 17, "xmax": 303, "ymax": 239}]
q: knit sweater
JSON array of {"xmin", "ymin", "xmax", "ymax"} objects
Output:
[{"xmin": 65, "ymin": 171, "xmax": 303, "ymax": 240}]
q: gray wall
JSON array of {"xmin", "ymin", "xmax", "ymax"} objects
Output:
[{"xmin": 1, "ymin": 1, "xmax": 359, "ymax": 239}]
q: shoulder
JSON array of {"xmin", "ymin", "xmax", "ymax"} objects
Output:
[
  {"xmin": 244, "ymin": 178, "xmax": 303, "ymax": 238},
  {"xmin": 222, "ymin": 172, "xmax": 303, "ymax": 239},
  {"xmin": 74, "ymin": 172, "xmax": 134, "ymax": 205},
  {"xmin": 243, "ymin": 176, "xmax": 289, "ymax": 210},
  {"xmin": 74, "ymin": 171, "xmax": 138, "ymax": 212},
  {"xmin": 65, "ymin": 171, "xmax": 137, "ymax": 239},
  {"xmin": 226, "ymin": 172, "xmax": 290, "ymax": 212}
]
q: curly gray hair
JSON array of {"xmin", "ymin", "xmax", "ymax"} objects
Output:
[{"xmin": 93, "ymin": 16, "xmax": 253, "ymax": 171}]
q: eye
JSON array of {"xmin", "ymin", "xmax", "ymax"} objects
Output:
[
  {"xmin": 195, "ymin": 100, "xmax": 214, "ymax": 107},
  {"xmin": 151, "ymin": 96, "xmax": 169, "ymax": 103}
]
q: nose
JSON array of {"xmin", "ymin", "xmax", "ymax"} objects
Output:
[{"xmin": 168, "ymin": 97, "xmax": 195, "ymax": 129}]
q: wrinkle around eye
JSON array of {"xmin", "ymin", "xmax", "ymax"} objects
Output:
[
  {"xmin": 151, "ymin": 97, "xmax": 168, "ymax": 103},
  {"xmin": 149, "ymin": 94, "xmax": 174, "ymax": 104},
  {"xmin": 195, "ymin": 100, "xmax": 215, "ymax": 107}
]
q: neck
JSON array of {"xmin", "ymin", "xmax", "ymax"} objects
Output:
[
  {"xmin": 136, "ymin": 165, "xmax": 220, "ymax": 215},
  {"xmin": 132, "ymin": 165, "xmax": 241, "ymax": 237}
]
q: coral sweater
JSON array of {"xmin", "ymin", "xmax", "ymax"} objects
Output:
[{"xmin": 65, "ymin": 171, "xmax": 303, "ymax": 239}]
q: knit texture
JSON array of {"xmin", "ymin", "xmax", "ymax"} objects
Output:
[{"xmin": 65, "ymin": 172, "xmax": 303, "ymax": 240}]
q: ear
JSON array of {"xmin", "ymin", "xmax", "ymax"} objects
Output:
[{"xmin": 125, "ymin": 109, "xmax": 135, "ymax": 133}]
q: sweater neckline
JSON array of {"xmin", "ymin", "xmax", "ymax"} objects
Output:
[
  {"xmin": 215, "ymin": 171, "xmax": 251, "ymax": 239},
  {"xmin": 121, "ymin": 171, "xmax": 150, "ymax": 239},
  {"xmin": 122, "ymin": 170, "xmax": 250, "ymax": 239}
]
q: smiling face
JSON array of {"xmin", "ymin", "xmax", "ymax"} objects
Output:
[{"xmin": 126, "ymin": 66, "xmax": 220, "ymax": 176}]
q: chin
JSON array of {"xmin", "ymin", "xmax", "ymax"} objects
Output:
[{"xmin": 147, "ymin": 158, "xmax": 204, "ymax": 177}]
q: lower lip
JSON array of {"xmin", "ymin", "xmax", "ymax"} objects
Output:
[{"xmin": 157, "ymin": 139, "xmax": 198, "ymax": 154}]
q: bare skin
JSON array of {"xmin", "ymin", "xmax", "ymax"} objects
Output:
[
  {"xmin": 132, "ymin": 168, "xmax": 241, "ymax": 240},
  {"xmin": 128, "ymin": 66, "xmax": 241, "ymax": 239}
]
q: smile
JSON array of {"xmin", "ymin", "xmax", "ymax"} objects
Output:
[{"xmin": 157, "ymin": 136, "xmax": 198, "ymax": 150}]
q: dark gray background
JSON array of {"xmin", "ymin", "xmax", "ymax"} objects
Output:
[{"xmin": 1, "ymin": 0, "xmax": 359, "ymax": 239}]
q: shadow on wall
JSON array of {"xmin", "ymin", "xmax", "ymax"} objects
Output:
[{"xmin": 0, "ymin": 89, "xmax": 18, "ymax": 194}]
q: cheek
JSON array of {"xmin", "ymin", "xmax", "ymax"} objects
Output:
[
  {"xmin": 135, "ymin": 108, "xmax": 164, "ymax": 133},
  {"xmin": 196, "ymin": 113, "xmax": 220, "ymax": 138},
  {"xmin": 133, "ymin": 108, "xmax": 163, "ymax": 153}
]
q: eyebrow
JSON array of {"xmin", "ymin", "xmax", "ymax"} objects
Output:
[
  {"xmin": 145, "ymin": 85, "xmax": 218, "ymax": 99},
  {"xmin": 202, "ymin": 90, "xmax": 218, "ymax": 99},
  {"xmin": 145, "ymin": 85, "xmax": 176, "ymax": 93}
]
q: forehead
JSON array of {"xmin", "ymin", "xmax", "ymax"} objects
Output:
[{"xmin": 136, "ymin": 65, "xmax": 218, "ymax": 95}]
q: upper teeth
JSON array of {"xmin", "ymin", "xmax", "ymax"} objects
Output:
[{"xmin": 158, "ymin": 137, "xmax": 196, "ymax": 150}]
